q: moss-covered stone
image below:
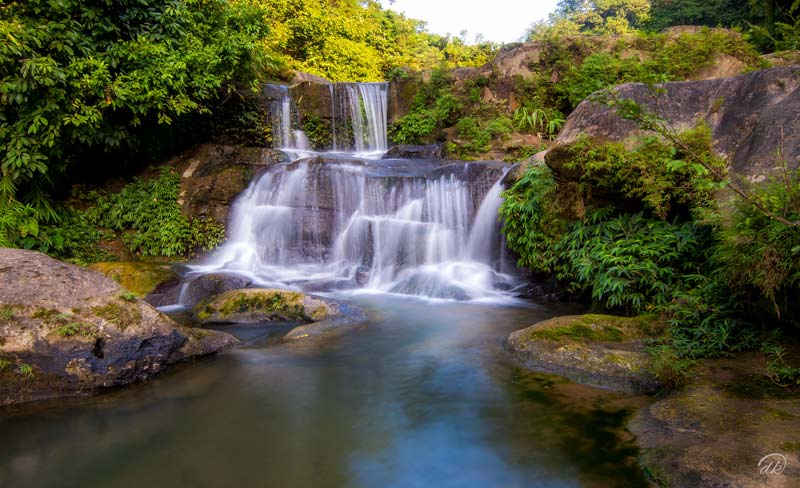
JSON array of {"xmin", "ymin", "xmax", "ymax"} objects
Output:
[
  {"xmin": 193, "ymin": 288, "xmax": 331, "ymax": 325},
  {"xmin": 90, "ymin": 262, "xmax": 177, "ymax": 297},
  {"xmin": 523, "ymin": 314, "xmax": 662, "ymax": 344},
  {"xmin": 506, "ymin": 314, "xmax": 664, "ymax": 394}
]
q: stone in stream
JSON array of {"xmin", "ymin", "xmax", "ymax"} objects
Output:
[
  {"xmin": 382, "ymin": 144, "xmax": 443, "ymax": 159},
  {"xmin": 505, "ymin": 314, "xmax": 664, "ymax": 395},
  {"xmin": 191, "ymin": 288, "xmax": 368, "ymax": 343},
  {"xmin": 0, "ymin": 249, "xmax": 237, "ymax": 406}
]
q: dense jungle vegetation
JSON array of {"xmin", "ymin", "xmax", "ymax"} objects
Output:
[{"xmin": 1, "ymin": 0, "xmax": 799, "ymax": 385}]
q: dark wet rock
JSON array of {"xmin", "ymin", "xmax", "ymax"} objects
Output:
[
  {"xmin": 383, "ymin": 145, "xmax": 443, "ymax": 159},
  {"xmin": 548, "ymin": 66, "xmax": 800, "ymax": 181},
  {"xmin": 0, "ymin": 249, "xmax": 237, "ymax": 406},
  {"xmin": 355, "ymin": 266, "xmax": 370, "ymax": 286},
  {"xmin": 505, "ymin": 314, "xmax": 664, "ymax": 394},
  {"xmin": 164, "ymin": 273, "xmax": 254, "ymax": 309}
]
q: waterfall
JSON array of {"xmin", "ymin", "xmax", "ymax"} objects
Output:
[{"xmin": 189, "ymin": 81, "xmax": 518, "ymax": 301}]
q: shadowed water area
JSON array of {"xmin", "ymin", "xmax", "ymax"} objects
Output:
[{"xmin": 0, "ymin": 296, "xmax": 648, "ymax": 487}]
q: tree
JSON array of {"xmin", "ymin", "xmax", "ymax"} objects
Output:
[
  {"xmin": 553, "ymin": 0, "xmax": 651, "ymax": 33},
  {"xmin": 0, "ymin": 0, "xmax": 272, "ymax": 213}
]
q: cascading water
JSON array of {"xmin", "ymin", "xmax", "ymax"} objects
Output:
[{"xmin": 189, "ymin": 81, "xmax": 518, "ymax": 301}]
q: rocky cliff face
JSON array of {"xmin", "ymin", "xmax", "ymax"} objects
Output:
[
  {"xmin": 0, "ymin": 249, "xmax": 236, "ymax": 405},
  {"xmin": 548, "ymin": 65, "xmax": 800, "ymax": 180}
]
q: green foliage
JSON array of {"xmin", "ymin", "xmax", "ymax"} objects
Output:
[
  {"xmin": 0, "ymin": 0, "xmax": 273, "ymax": 200},
  {"xmin": 557, "ymin": 209, "xmax": 709, "ymax": 314},
  {"xmin": 558, "ymin": 30, "xmax": 760, "ymax": 108},
  {"xmin": 389, "ymin": 67, "xmax": 461, "ymax": 144},
  {"xmin": 513, "ymin": 106, "xmax": 565, "ymax": 139},
  {"xmin": 301, "ymin": 114, "xmax": 332, "ymax": 150},
  {"xmin": 714, "ymin": 167, "xmax": 800, "ymax": 319},
  {"xmin": 255, "ymin": 0, "xmax": 497, "ymax": 82},
  {"xmin": 500, "ymin": 165, "xmax": 567, "ymax": 273},
  {"xmin": 563, "ymin": 127, "xmax": 725, "ymax": 218},
  {"xmin": 0, "ymin": 306, "xmax": 14, "ymax": 321},
  {"xmin": 118, "ymin": 291, "xmax": 138, "ymax": 303},
  {"xmin": 87, "ymin": 169, "xmax": 224, "ymax": 257},
  {"xmin": 0, "ymin": 358, "xmax": 11, "ymax": 372},
  {"xmin": 17, "ymin": 363, "xmax": 34, "ymax": 379},
  {"xmin": 55, "ymin": 322, "xmax": 97, "ymax": 339}
]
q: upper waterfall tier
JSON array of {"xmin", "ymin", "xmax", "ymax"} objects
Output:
[{"xmin": 265, "ymin": 82, "xmax": 388, "ymax": 159}]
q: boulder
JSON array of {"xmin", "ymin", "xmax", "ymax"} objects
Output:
[
  {"xmin": 192, "ymin": 288, "xmax": 331, "ymax": 325},
  {"xmin": 547, "ymin": 66, "xmax": 800, "ymax": 181},
  {"xmin": 505, "ymin": 314, "xmax": 664, "ymax": 394},
  {"xmin": 0, "ymin": 249, "xmax": 237, "ymax": 406}
]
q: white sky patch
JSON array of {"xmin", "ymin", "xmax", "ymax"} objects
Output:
[{"xmin": 379, "ymin": 0, "xmax": 559, "ymax": 44}]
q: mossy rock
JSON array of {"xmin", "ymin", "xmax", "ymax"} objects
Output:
[
  {"xmin": 506, "ymin": 314, "xmax": 664, "ymax": 394},
  {"xmin": 521, "ymin": 314, "xmax": 663, "ymax": 344},
  {"xmin": 90, "ymin": 262, "xmax": 177, "ymax": 297},
  {"xmin": 193, "ymin": 288, "xmax": 331, "ymax": 325}
]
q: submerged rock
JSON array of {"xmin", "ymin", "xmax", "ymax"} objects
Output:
[
  {"xmin": 505, "ymin": 314, "xmax": 664, "ymax": 394},
  {"xmin": 0, "ymin": 249, "xmax": 237, "ymax": 406}
]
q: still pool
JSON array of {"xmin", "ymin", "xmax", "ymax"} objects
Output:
[{"xmin": 0, "ymin": 296, "xmax": 648, "ymax": 487}]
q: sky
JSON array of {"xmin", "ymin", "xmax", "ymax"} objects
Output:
[{"xmin": 379, "ymin": 0, "xmax": 559, "ymax": 44}]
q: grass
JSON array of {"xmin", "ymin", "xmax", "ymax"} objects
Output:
[
  {"xmin": 55, "ymin": 322, "xmax": 97, "ymax": 338},
  {"xmin": 0, "ymin": 306, "xmax": 15, "ymax": 321},
  {"xmin": 0, "ymin": 357, "xmax": 11, "ymax": 372},
  {"xmin": 18, "ymin": 363, "xmax": 34, "ymax": 379},
  {"xmin": 118, "ymin": 291, "xmax": 138, "ymax": 302}
]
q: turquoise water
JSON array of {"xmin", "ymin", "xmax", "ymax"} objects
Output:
[{"xmin": 0, "ymin": 296, "xmax": 647, "ymax": 487}]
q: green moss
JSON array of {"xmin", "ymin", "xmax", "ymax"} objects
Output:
[
  {"xmin": 780, "ymin": 442, "xmax": 800, "ymax": 452},
  {"xmin": 55, "ymin": 322, "xmax": 98, "ymax": 338},
  {"xmin": 530, "ymin": 323, "xmax": 625, "ymax": 343},
  {"xmin": 0, "ymin": 357, "xmax": 11, "ymax": 372},
  {"xmin": 217, "ymin": 291, "xmax": 303, "ymax": 318},
  {"xmin": 91, "ymin": 301, "xmax": 142, "ymax": 330},
  {"xmin": 90, "ymin": 262, "xmax": 176, "ymax": 296},
  {"xmin": 17, "ymin": 363, "xmax": 35, "ymax": 379},
  {"xmin": 0, "ymin": 306, "xmax": 15, "ymax": 322}
]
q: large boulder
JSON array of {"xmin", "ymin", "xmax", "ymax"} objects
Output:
[
  {"xmin": 505, "ymin": 314, "xmax": 664, "ymax": 394},
  {"xmin": 547, "ymin": 66, "xmax": 800, "ymax": 181},
  {"xmin": 0, "ymin": 249, "xmax": 237, "ymax": 406}
]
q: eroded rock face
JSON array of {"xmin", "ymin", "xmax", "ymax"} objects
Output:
[
  {"xmin": 168, "ymin": 143, "xmax": 288, "ymax": 224},
  {"xmin": 0, "ymin": 249, "xmax": 237, "ymax": 406},
  {"xmin": 382, "ymin": 145, "xmax": 443, "ymax": 159},
  {"xmin": 548, "ymin": 66, "xmax": 800, "ymax": 180},
  {"xmin": 505, "ymin": 314, "xmax": 663, "ymax": 394}
]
